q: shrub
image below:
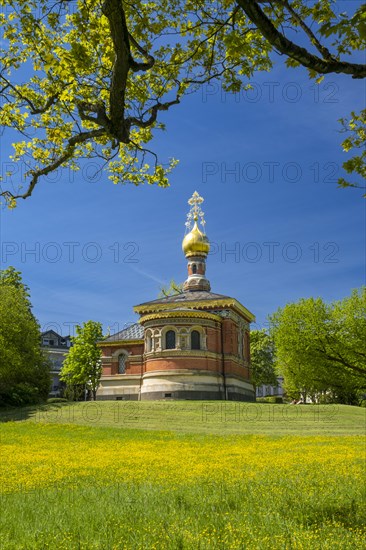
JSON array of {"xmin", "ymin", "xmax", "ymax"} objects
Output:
[
  {"xmin": 270, "ymin": 396, "xmax": 283, "ymax": 404},
  {"xmin": 0, "ymin": 383, "xmax": 43, "ymax": 407},
  {"xmin": 255, "ymin": 396, "xmax": 283, "ymax": 404}
]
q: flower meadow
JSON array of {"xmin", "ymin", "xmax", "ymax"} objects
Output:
[{"xmin": 0, "ymin": 403, "xmax": 365, "ymax": 549}]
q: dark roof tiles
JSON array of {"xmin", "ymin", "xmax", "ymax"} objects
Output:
[
  {"xmin": 135, "ymin": 291, "xmax": 231, "ymax": 308},
  {"xmin": 103, "ymin": 323, "xmax": 144, "ymax": 342}
]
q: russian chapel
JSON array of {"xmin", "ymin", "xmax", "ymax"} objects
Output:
[{"xmin": 98, "ymin": 192, "xmax": 255, "ymax": 401}]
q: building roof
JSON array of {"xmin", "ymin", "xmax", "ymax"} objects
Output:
[
  {"xmin": 135, "ymin": 291, "xmax": 231, "ymax": 308},
  {"xmin": 134, "ymin": 291, "xmax": 255, "ymax": 322},
  {"xmin": 41, "ymin": 330, "xmax": 72, "ymax": 349},
  {"xmin": 102, "ymin": 323, "xmax": 144, "ymax": 343}
]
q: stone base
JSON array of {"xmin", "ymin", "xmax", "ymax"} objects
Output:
[
  {"xmin": 225, "ymin": 375, "xmax": 256, "ymax": 402},
  {"xmin": 97, "ymin": 375, "xmax": 141, "ymax": 400},
  {"xmin": 97, "ymin": 370, "xmax": 255, "ymax": 402},
  {"xmin": 141, "ymin": 389, "xmax": 225, "ymax": 401},
  {"xmin": 97, "ymin": 393, "xmax": 139, "ymax": 401}
]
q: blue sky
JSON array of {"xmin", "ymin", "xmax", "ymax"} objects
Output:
[{"xmin": 1, "ymin": 40, "xmax": 365, "ymax": 337}]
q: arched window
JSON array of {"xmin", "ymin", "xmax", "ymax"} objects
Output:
[
  {"xmin": 118, "ymin": 354, "xmax": 126, "ymax": 374},
  {"xmin": 165, "ymin": 330, "xmax": 176, "ymax": 350},
  {"xmin": 146, "ymin": 332, "xmax": 152, "ymax": 352},
  {"xmin": 191, "ymin": 330, "xmax": 200, "ymax": 350},
  {"xmin": 245, "ymin": 332, "xmax": 250, "ymax": 361},
  {"xmin": 192, "ymin": 264, "xmax": 197, "ymax": 274}
]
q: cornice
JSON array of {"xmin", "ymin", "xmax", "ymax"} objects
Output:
[
  {"xmin": 145, "ymin": 349, "xmax": 220, "ymax": 360},
  {"xmin": 98, "ymin": 339, "xmax": 144, "ymax": 348},
  {"xmin": 134, "ymin": 298, "xmax": 255, "ymax": 322},
  {"xmin": 142, "ymin": 370, "xmax": 224, "ymax": 379},
  {"xmin": 139, "ymin": 310, "xmax": 222, "ymax": 324},
  {"xmin": 143, "ymin": 351, "xmax": 248, "ymax": 363},
  {"xmin": 223, "ymin": 354, "xmax": 249, "ymax": 365},
  {"xmin": 100, "ymin": 374, "xmax": 141, "ymax": 381},
  {"xmin": 143, "ymin": 318, "xmax": 218, "ymax": 330}
]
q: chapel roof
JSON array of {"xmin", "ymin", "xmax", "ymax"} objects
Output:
[
  {"xmin": 102, "ymin": 323, "xmax": 144, "ymax": 342},
  {"xmin": 135, "ymin": 290, "xmax": 231, "ymax": 308},
  {"xmin": 134, "ymin": 290, "xmax": 255, "ymax": 322}
]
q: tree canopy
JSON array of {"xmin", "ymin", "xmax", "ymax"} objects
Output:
[
  {"xmin": 158, "ymin": 279, "xmax": 184, "ymax": 297},
  {"xmin": 60, "ymin": 320, "xmax": 103, "ymax": 400},
  {"xmin": 249, "ymin": 328, "xmax": 278, "ymax": 389},
  {"xmin": 0, "ymin": 265, "xmax": 31, "ymax": 299},
  {"xmin": 0, "ymin": 267, "xmax": 51, "ymax": 406},
  {"xmin": 269, "ymin": 287, "xmax": 366, "ymax": 403},
  {"xmin": 0, "ymin": 0, "xmax": 365, "ymax": 206}
]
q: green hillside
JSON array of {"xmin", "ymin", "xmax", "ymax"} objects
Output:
[
  {"xmin": 1, "ymin": 401, "xmax": 364, "ymax": 436},
  {"xmin": 1, "ymin": 402, "xmax": 365, "ymax": 549}
]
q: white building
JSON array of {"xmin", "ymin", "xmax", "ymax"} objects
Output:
[
  {"xmin": 41, "ymin": 330, "xmax": 72, "ymax": 396},
  {"xmin": 256, "ymin": 376, "xmax": 284, "ymax": 399}
]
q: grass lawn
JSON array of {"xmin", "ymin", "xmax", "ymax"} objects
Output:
[
  {"xmin": 1, "ymin": 402, "xmax": 365, "ymax": 549},
  {"xmin": 1, "ymin": 401, "xmax": 365, "ymax": 436}
]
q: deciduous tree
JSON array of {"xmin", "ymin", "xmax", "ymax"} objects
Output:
[
  {"xmin": 0, "ymin": 265, "xmax": 30, "ymax": 298},
  {"xmin": 269, "ymin": 288, "xmax": 366, "ymax": 403},
  {"xmin": 250, "ymin": 329, "xmax": 278, "ymax": 389},
  {"xmin": 158, "ymin": 279, "xmax": 184, "ymax": 298},
  {"xmin": 0, "ymin": 0, "xmax": 364, "ymax": 206},
  {"xmin": 60, "ymin": 320, "xmax": 103, "ymax": 400},
  {"xmin": 0, "ymin": 268, "xmax": 50, "ymax": 406}
]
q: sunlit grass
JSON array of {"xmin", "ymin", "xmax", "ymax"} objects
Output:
[
  {"xmin": 0, "ymin": 403, "xmax": 365, "ymax": 548},
  {"xmin": 1, "ymin": 400, "xmax": 364, "ymax": 436}
]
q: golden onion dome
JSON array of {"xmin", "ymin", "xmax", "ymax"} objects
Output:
[{"xmin": 182, "ymin": 221, "xmax": 210, "ymax": 257}]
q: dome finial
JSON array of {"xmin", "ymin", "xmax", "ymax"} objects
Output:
[
  {"xmin": 182, "ymin": 192, "xmax": 211, "ymax": 291},
  {"xmin": 182, "ymin": 192, "xmax": 210, "ymax": 258},
  {"xmin": 185, "ymin": 191, "xmax": 206, "ymax": 233}
]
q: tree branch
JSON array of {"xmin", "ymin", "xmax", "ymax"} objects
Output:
[
  {"xmin": 313, "ymin": 345, "xmax": 366, "ymax": 376},
  {"xmin": 236, "ymin": 0, "xmax": 366, "ymax": 78},
  {"xmin": 1, "ymin": 129, "xmax": 105, "ymax": 201},
  {"xmin": 0, "ymin": 75, "xmax": 60, "ymax": 114},
  {"xmin": 126, "ymin": 97, "xmax": 181, "ymax": 130},
  {"xmin": 101, "ymin": 0, "xmax": 131, "ymax": 141},
  {"xmin": 77, "ymin": 101, "xmax": 111, "ymax": 129},
  {"xmin": 128, "ymin": 33, "xmax": 155, "ymax": 72},
  {"xmin": 281, "ymin": 0, "xmax": 333, "ymax": 61}
]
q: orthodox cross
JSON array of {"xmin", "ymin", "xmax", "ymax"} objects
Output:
[{"xmin": 185, "ymin": 191, "xmax": 206, "ymax": 233}]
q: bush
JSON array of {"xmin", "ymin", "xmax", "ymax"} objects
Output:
[
  {"xmin": 269, "ymin": 396, "xmax": 283, "ymax": 404},
  {"xmin": 255, "ymin": 396, "xmax": 283, "ymax": 404},
  {"xmin": 0, "ymin": 383, "xmax": 43, "ymax": 407},
  {"xmin": 47, "ymin": 398, "xmax": 68, "ymax": 404}
]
